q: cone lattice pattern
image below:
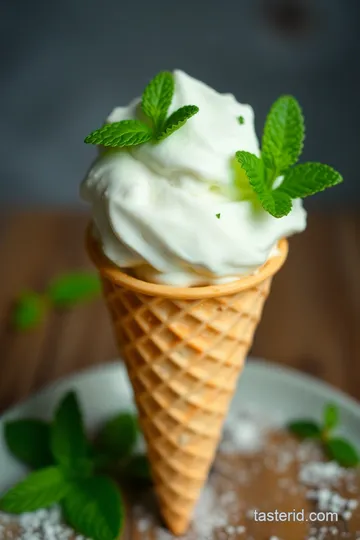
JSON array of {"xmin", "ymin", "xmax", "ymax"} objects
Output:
[{"xmin": 100, "ymin": 275, "xmax": 273, "ymax": 534}]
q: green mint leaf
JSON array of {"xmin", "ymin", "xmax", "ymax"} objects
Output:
[
  {"xmin": 157, "ymin": 105, "xmax": 199, "ymax": 141},
  {"xmin": 326, "ymin": 437, "xmax": 360, "ymax": 468},
  {"xmin": 141, "ymin": 71, "xmax": 174, "ymax": 131},
  {"xmin": 269, "ymin": 191, "xmax": 293, "ymax": 217},
  {"xmin": 238, "ymin": 115, "xmax": 245, "ymax": 125},
  {"xmin": 96, "ymin": 413, "xmax": 138, "ymax": 459},
  {"xmin": 62, "ymin": 476, "xmax": 124, "ymax": 540},
  {"xmin": 262, "ymin": 152, "xmax": 276, "ymax": 175},
  {"xmin": 0, "ymin": 467, "xmax": 70, "ymax": 513},
  {"xmin": 51, "ymin": 391, "xmax": 91, "ymax": 477},
  {"xmin": 323, "ymin": 403, "xmax": 339, "ymax": 432},
  {"xmin": 124, "ymin": 455, "xmax": 152, "ymax": 482},
  {"xmin": 216, "ymin": 213, "xmax": 221, "ymax": 219},
  {"xmin": 232, "ymin": 157, "xmax": 258, "ymax": 203},
  {"xmin": 262, "ymin": 95, "xmax": 305, "ymax": 176},
  {"xmin": 235, "ymin": 150, "xmax": 292, "ymax": 218},
  {"xmin": 84, "ymin": 120, "xmax": 153, "ymax": 147},
  {"xmin": 4, "ymin": 420, "xmax": 53, "ymax": 469},
  {"xmin": 47, "ymin": 272, "xmax": 101, "ymax": 308},
  {"xmin": 287, "ymin": 420, "xmax": 322, "ymax": 439},
  {"xmin": 277, "ymin": 162, "xmax": 343, "ymax": 199},
  {"xmin": 92, "ymin": 453, "xmax": 115, "ymax": 473},
  {"xmin": 12, "ymin": 292, "xmax": 47, "ymax": 331}
]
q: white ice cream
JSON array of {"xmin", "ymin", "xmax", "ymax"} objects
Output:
[{"xmin": 81, "ymin": 70, "xmax": 306, "ymax": 286}]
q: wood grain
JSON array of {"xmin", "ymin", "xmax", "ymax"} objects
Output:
[{"xmin": 0, "ymin": 211, "xmax": 359, "ymax": 412}]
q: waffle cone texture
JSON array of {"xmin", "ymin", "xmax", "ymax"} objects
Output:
[{"xmin": 86, "ymin": 228, "xmax": 288, "ymax": 535}]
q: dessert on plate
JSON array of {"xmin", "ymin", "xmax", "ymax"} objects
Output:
[{"xmin": 82, "ymin": 70, "xmax": 342, "ymax": 535}]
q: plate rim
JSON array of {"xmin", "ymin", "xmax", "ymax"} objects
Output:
[{"xmin": 1, "ymin": 357, "xmax": 359, "ymax": 421}]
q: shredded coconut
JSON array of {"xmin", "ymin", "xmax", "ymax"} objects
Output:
[
  {"xmin": 0, "ymin": 506, "xmax": 90, "ymax": 540},
  {"xmin": 300, "ymin": 461, "xmax": 346, "ymax": 487},
  {"xmin": 220, "ymin": 409, "xmax": 275, "ymax": 454}
]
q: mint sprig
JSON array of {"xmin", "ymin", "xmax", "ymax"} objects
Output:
[
  {"xmin": 323, "ymin": 403, "xmax": 339, "ymax": 432},
  {"xmin": 157, "ymin": 104, "xmax": 199, "ymax": 140},
  {"xmin": 63, "ymin": 476, "xmax": 123, "ymax": 540},
  {"xmin": 287, "ymin": 421, "xmax": 322, "ymax": 439},
  {"xmin": 262, "ymin": 95, "xmax": 304, "ymax": 176},
  {"xmin": 4, "ymin": 420, "xmax": 53, "ymax": 469},
  {"xmin": 0, "ymin": 467, "xmax": 70, "ymax": 514},
  {"xmin": 95, "ymin": 412, "xmax": 138, "ymax": 459},
  {"xmin": 12, "ymin": 292, "xmax": 47, "ymax": 331},
  {"xmin": 11, "ymin": 271, "xmax": 101, "ymax": 331},
  {"xmin": 142, "ymin": 71, "xmax": 174, "ymax": 132},
  {"xmin": 326, "ymin": 438, "xmax": 359, "ymax": 468},
  {"xmin": 235, "ymin": 95, "xmax": 343, "ymax": 217},
  {"xmin": 51, "ymin": 392, "xmax": 91, "ymax": 478},
  {"xmin": 84, "ymin": 71, "xmax": 199, "ymax": 148},
  {"xmin": 123, "ymin": 454, "xmax": 152, "ymax": 482},
  {"xmin": 1, "ymin": 391, "xmax": 151, "ymax": 540},
  {"xmin": 235, "ymin": 151, "xmax": 292, "ymax": 218},
  {"xmin": 278, "ymin": 162, "xmax": 343, "ymax": 198},
  {"xmin": 84, "ymin": 120, "xmax": 153, "ymax": 148},
  {"xmin": 287, "ymin": 402, "xmax": 359, "ymax": 468}
]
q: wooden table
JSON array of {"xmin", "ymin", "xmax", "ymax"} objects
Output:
[{"xmin": 0, "ymin": 211, "xmax": 359, "ymax": 413}]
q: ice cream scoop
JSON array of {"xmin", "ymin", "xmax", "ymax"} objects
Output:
[{"xmin": 81, "ymin": 70, "xmax": 307, "ymax": 286}]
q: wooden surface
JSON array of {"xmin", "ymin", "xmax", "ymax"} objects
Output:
[{"xmin": 0, "ymin": 210, "xmax": 359, "ymax": 413}]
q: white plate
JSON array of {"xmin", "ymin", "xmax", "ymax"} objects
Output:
[{"xmin": 0, "ymin": 358, "xmax": 359, "ymax": 493}]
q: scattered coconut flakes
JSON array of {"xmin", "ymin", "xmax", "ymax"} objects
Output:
[
  {"xmin": 299, "ymin": 461, "xmax": 345, "ymax": 487},
  {"xmin": 296, "ymin": 439, "xmax": 324, "ymax": 462},
  {"xmin": 220, "ymin": 409, "xmax": 277, "ymax": 454},
  {"xmin": 274, "ymin": 447, "xmax": 295, "ymax": 473},
  {"xmin": 0, "ymin": 506, "xmax": 90, "ymax": 540},
  {"xmin": 306, "ymin": 488, "xmax": 358, "ymax": 526}
]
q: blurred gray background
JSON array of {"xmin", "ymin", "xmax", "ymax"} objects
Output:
[{"xmin": 1, "ymin": 0, "xmax": 359, "ymax": 207}]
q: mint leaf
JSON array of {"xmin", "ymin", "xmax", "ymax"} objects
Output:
[
  {"xmin": 12, "ymin": 292, "xmax": 47, "ymax": 331},
  {"xmin": 51, "ymin": 391, "xmax": 91, "ymax": 477},
  {"xmin": 157, "ymin": 105, "xmax": 199, "ymax": 141},
  {"xmin": 326, "ymin": 437, "xmax": 360, "ymax": 468},
  {"xmin": 96, "ymin": 413, "xmax": 138, "ymax": 459},
  {"xmin": 62, "ymin": 476, "xmax": 123, "ymax": 540},
  {"xmin": 262, "ymin": 95, "xmax": 305, "ymax": 176},
  {"xmin": 124, "ymin": 455, "xmax": 152, "ymax": 482},
  {"xmin": 84, "ymin": 120, "xmax": 153, "ymax": 147},
  {"xmin": 47, "ymin": 272, "xmax": 101, "ymax": 308},
  {"xmin": 261, "ymin": 189, "xmax": 292, "ymax": 218},
  {"xmin": 142, "ymin": 71, "xmax": 174, "ymax": 131},
  {"xmin": 323, "ymin": 403, "xmax": 339, "ymax": 432},
  {"xmin": 0, "ymin": 467, "xmax": 70, "ymax": 513},
  {"xmin": 277, "ymin": 162, "xmax": 343, "ymax": 199},
  {"xmin": 4, "ymin": 420, "xmax": 53, "ymax": 469},
  {"xmin": 232, "ymin": 157, "xmax": 258, "ymax": 203},
  {"xmin": 235, "ymin": 150, "xmax": 292, "ymax": 218},
  {"xmin": 287, "ymin": 420, "xmax": 322, "ymax": 439}
]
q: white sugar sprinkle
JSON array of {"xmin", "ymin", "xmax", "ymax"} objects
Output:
[
  {"xmin": 300, "ymin": 461, "xmax": 345, "ymax": 487},
  {"xmin": 348, "ymin": 499, "xmax": 358, "ymax": 510},
  {"xmin": 220, "ymin": 409, "xmax": 277, "ymax": 454},
  {"xmin": 0, "ymin": 506, "xmax": 90, "ymax": 539}
]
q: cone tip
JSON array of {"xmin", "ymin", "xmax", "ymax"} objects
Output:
[{"xmin": 161, "ymin": 508, "xmax": 192, "ymax": 536}]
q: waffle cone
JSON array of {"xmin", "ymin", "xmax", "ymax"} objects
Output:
[{"xmin": 86, "ymin": 229, "xmax": 288, "ymax": 535}]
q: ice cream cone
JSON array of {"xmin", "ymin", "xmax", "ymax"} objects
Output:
[{"xmin": 86, "ymin": 228, "xmax": 288, "ymax": 535}]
